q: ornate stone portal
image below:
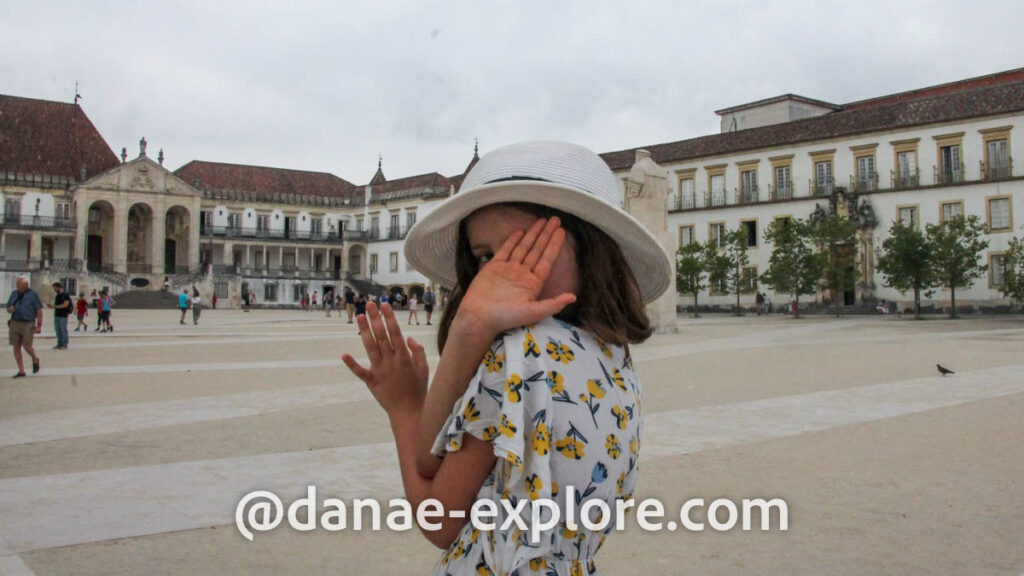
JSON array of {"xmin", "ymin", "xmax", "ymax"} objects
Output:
[
  {"xmin": 625, "ymin": 150, "xmax": 678, "ymax": 333},
  {"xmin": 810, "ymin": 187, "xmax": 880, "ymax": 303}
]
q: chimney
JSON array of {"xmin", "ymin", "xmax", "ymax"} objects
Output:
[
  {"xmin": 158, "ymin": 149, "xmax": 164, "ymax": 166},
  {"xmin": 79, "ymin": 164, "xmax": 87, "ymax": 182}
]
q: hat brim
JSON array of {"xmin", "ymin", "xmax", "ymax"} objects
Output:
[{"xmin": 404, "ymin": 181, "xmax": 672, "ymax": 304}]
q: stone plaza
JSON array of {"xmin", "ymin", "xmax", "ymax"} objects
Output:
[{"xmin": 0, "ymin": 310, "xmax": 1022, "ymax": 575}]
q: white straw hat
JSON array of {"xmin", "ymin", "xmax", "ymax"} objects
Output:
[{"xmin": 404, "ymin": 140, "xmax": 672, "ymax": 303}]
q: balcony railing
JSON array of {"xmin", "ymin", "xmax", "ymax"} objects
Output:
[
  {"xmin": 809, "ymin": 178, "xmax": 833, "ymax": 197},
  {"xmin": 200, "ymin": 225, "xmax": 356, "ymax": 244},
  {"xmin": 0, "ymin": 214, "xmax": 76, "ymax": 231},
  {"xmin": 981, "ymin": 158, "xmax": 1013, "ymax": 181},
  {"xmin": 849, "ymin": 172, "xmax": 878, "ymax": 193},
  {"xmin": 368, "ymin": 225, "xmax": 411, "ymax": 242},
  {"xmin": 705, "ymin": 190, "xmax": 727, "ymax": 207},
  {"xmin": 735, "ymin": 184, "xmax": 759, "ymax": 205},
  {"xmin": 768, "ymin": 183, "xmax": 793, "ymax": 201},
  {"xmin": 891, "ymin": 169, "xmax": 920, "ymax": 190},
  {"xmin": 236, "ymin": 266, "xmax": 341, "ymax": 280},
  {"xmin": 933, "ymin": 163, "xmax": 965, "ymax": 186},
  {"xmin": 679, "ymin": 192, "xmax": 695, "ymax": 210}
]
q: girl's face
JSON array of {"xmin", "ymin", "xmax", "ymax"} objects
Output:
[{"xmin": 464, "ymin": 204, "xmax": 580, "ymax": 299}]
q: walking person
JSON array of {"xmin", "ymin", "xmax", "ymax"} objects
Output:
[
  {"xmin": 422, "ymin": 286, "xmax": 436, "ymax": 325},
  {"xmin": 99, "ymin": 289, "xmax": 114, "ymax": 332},
  {"xmin": 755, "ymin": 291, "xmax": 765, "ymax": 316},
  {"xmin": 47, "ymin": 282, "xmax": 71, "ymax": 349},
  {"xmin": 324, "ymin": 289, "xmax": 333, "ymax": 318},
  {"xmin": 242, "ymin": 289, "xmax": 251, "ymax": 312},
  {"xmin": 178, "ymin": 289, "xmax": 189, "ymax": 325},
  {"xmin": 407, "ymin": 293, "xmax": 420, "ymax": 325},
  {"xmin": 74, "ymin": 292, "xmax": 89, "ymax": 331},
  {"xmin": 91, "ymin": 289, "xmax": 101, "ymax": 331},
  {"xmin": 191, "ymin": 289, "xmax": 203, "ymax": 325},
  {"xmin": 7, "ymin": 276, "xmax": 43, "ymax": 377},
  {"xmin": 344, "ymin": 286, "xmax": 355, "ymax": 323}
]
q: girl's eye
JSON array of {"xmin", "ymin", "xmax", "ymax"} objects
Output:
[{"xmin": 477, "ymin": 253, "xmax": 493, "ymax": 264}]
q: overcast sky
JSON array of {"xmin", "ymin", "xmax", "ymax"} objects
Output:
[{"xmin": 3, "ymin": 1, "xmax": 1022, "ymax": 183}]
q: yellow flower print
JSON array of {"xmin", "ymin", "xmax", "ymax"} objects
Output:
[
  {"xmin": 463, "ymin": 398, "xmax": 481, "ymax": 422},
  {"xmin": 476, "ymin": 560, "xmax": 494, "ymax": 576},
  {"xmin": 562, "ymin": 526, "xmax": 578, "ymax": 540},
  {"xmin": 529, "ymin": 557, "xmax": 548, "ymax": 571},
  {"xmin": 597, "ymin": 338, "xmax": 613, "ymax": 360},
  {"xmin": 499, "ymin": 414, "xmax": 517, "ymax": 438},
  {"xmin": 482, "ymin": 349, "xmax": 504, "ymax": 373},
  {"xmin": 629, "ymin": 436, "xmax": 639, "ymax": 455},
  {"xmin": 571, "ymin": 559, "xmax": 584, "ymax": 576},
  {"xmin": 545, "ymin": 339, "xmax": 575, "ymax": 364},
  {"xmin": 470, "ymin": 528, "xmax": 480, "ymax": 543},
  {"xmin": 551, "ymin": 481, "xmax": 559, "ymax": 498},
  {"xmin": 533, "ymin": 422, "xmax": 550, "ymax": 455},
  {"xmin": 605, "ymin": 434, "xmax": 621, "ymax": 459},
  {"xmin": 523, "ymin": 331, "xmax": 541, "ymax": 358},
  {"xmin": 546, "ymin": 370, "xmax": 565, "ymax": 394},
  {"xmin": 555, "ymin": 436, "xmax": 585, "ymax": 460},
  {"xmin": 481, "ymin": 426, "xmax": 498, "ymax": 441},
  {"xmin": 587, "ymin": 379, "xmax": 606, "ymax": 399},
  {"xmin": 504, "ymin": 451, "xmax": 522, "ymax": 470},
  {"xmin": 612, "ymin": 405, "xmax": 630, "ymax": 430},
  {"xmin": 616, "ymin": 471, "xmax": 626, "ymax": 496},
  {"xmin": 448, "ymin": 435, "xmax": 462, "ymax": 451},
  {"xmin": 451, "ymin": 539, "xmax": 466, "ymax": 559},
  {"xmin": 612, "ymin": 367, "xmax": 626, "ymax": 392},
  {"xmin": 505, "ymin": 374, "xmax": 524, "ymax": 403},
  {"xmin": 525, "ymin": 473, "xmax": 543, "ymax": 500}
]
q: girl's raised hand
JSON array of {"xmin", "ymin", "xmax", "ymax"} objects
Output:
[
  {"xmin": 458, "ymin": 217, "xmax": 577, "ymax": 337},
  {"xmin": 342, "ymin": 302, "xmax": 430, "ymax": 417}
]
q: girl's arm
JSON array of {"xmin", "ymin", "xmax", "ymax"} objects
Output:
[{"xmin": 343, "ymin": 303, "xmax": 495, "ymax": 548}]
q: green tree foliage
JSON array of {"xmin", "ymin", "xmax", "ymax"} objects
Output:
[
  {"xmin": 926, "ymin": 214, "xmax": 989, "ymax": 318},
  {"xmin": 814, "ymin": 214, "xmax": 860, "ymax": 317},
  {"xmin": 719, "ymin": 228, "xmax": 752, "ymax": 315},
  {"xmin": 999, "ymin": 234, "xmax": 1024, "ymax": 310},
  {"xmin": 675, "ymin": 240, "xmax": 716, "ymax": 318},
  {"xmin": 876, "ymin": 220, "xmax": 936, "ymax": 319},
  {"xmin": 760, "ymin": 217, "xmax": 823, "ymax": 319}
]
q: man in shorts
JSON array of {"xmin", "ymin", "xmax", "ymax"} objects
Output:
[
  {"xmin": 179, "ymin": 289, "xmax": 189, "ymax": 324},
  {"xmin": 344, "ymin": 286, "xmax": 355, "ymax": 323},
  {"xmin": 422, "ymin": 286, "xmax": 436, "ymax": 325},
  {"xmin": 7, "ymin": 276, "xmax": 43, "ymax": 377}
]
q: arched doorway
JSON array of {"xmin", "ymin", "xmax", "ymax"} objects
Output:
[
  {"xmin": 86, "ymin": 200, "xmax": 115, "ymax": 272},
  {"xmin": 165, "ymin": 206, "xmax": 191, "ymax": 274},
  {"xmin": 127, "ymin": 203, "xmax": 154, "ymax": 274}
]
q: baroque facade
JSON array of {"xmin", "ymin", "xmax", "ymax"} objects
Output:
[{"xmin": 2, "ymin": 67, "xmax": 1023, "ymax": 311}]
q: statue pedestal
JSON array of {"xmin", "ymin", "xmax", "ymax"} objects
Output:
[{"xmin": 625, "ymin": 150, "xmax": 678, "ymax": 334}]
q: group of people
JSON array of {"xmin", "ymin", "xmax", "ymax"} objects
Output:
[
  {"xmin": 6, "ymin": 278, "xmax": 115, "ymax": 377},
  {"xmin": 178, "ymin": 288, "xmax": 203, "ymax": 325}
]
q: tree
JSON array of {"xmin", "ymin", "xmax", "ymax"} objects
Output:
[
  {"xmin": 926, "ymin": 214, "xmax": 989, "ymax": 318},
  {"xmin": 675, "ymin": 240, "xmax": 716, "ymax": 318},
  {"xmin": 719, "ymin": 228, "xmax": 752, "ymax": 315},
  {"xmin": 760, "ymin": 217, "xmax": 823, "ymax": 319},
  {"xmin": 999, "ymin": 234, "xmax": 1024, "ymax": 310},
  {"xmin": 876, "ymin": 220, "xmax": 937, "ymax": 319},
  {"xmin": 814, "ymin": 214, "xmax": 860, "ymax": 317}
]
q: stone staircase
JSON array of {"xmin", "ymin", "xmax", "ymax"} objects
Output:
[
  {"xmin": 111, "ymin": 289, "xmax": 182, "ymax": 309},
  {"xmin": 796, "ymin": 302, "xmax": 884, "ymax": 316}
]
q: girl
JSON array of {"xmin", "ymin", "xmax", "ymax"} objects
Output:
[
  {"xmin": 343, "ymin": 141, "xmax": 670, "ymax": 576},
  {"xmin": 74, "ymin": 292, "xmax": 88, "ymax": 331},
  {"xmin": 407, "ymin": 293, "xmax": 420, "ymax": 326}
]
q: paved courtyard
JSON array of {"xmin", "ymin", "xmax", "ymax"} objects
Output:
[{"xmin": 1, "ymin": 309, "xmax": 1022, "ymax": 575}]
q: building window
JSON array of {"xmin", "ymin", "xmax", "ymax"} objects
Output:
[
  {"xmin": 709, "ymin": 223, "xmax": 726, "ymax": 248},
  {"xmin": 773, "ymin": 165, "xmax": 792, "ymax": 200},
  {"xmin": 814, "ymin": 161, "xmax": 833, "ymax": 196},
  {"xmin": 679, "ymin": 225, "xmax": 695, "ymax": 247},
  {"xmin": 215, "ymin": 282, "xmax": 229, "ymax": 298},
  {"xmin": 741, "ymin": 266, "xmax": 758, "ymax": 292},
  {"xmin": 741, "ymin": 220, "xmax": 757, "ymax": 248},
  {"xmin": 991, "ymin": 254, "xmax": 1006, "ymax": 287},
  {"xmin": 937, "ymin": 143, "xmax": 963, "ymax": 185},
  {"xmin": 60, "ymin": 277, "xmax": 77, "ymax": 295},
  {"xmin": 677, "ymin": 173, "xmax": 696, "ymax": 209},
  {"xmin": 5, "ymin": 198, "xmax": 21, "ymax": 219},
  {"xmin": 292, "ymin": 284, "xmax": 305, "ymax": 302},
  {"xmin": 389, "ymin": 252, "xmax": 399, "ymax": 272},
  {"xmin": 355, "ymin": 217, "xmax": 364, "ymax": 231},
  {"xmin": 56, "ymin": 202, "xmax": 71, "ymax": 220},
  {"xmin": 856, "ymin": 155, "xmax": 876, "ymax": 192},
  {"xmin": 773, "ymin": 216, "xmax": 792, "ymax": 229},
  {"xmin": 988, "ymin": 197, "xmax": 1012, "ymax": 231},
  {"xmin": 710, "ymin": 274, "xmax": 727, "ymax": 294},
  {"xmin": 201, "ymin": 211, "xmax": 212, "ymax": 233},
  {"xmin": 892, "ymin": 137, "xmax": 920, "ymax": 189},
  {"xmin": 389, "ymin": 212, "xmax": 400, "ymax": 238},
  {"xmin": 740, "ymin": 169, "xmax": 758, "ymax": 203},
  {"xmin": 898, "ymin": 206, "xmax": 918, "ymax": 229},
  {"xmin": 370, "ymin": 215, "xmax": 380, "ymax": 238},
  {"xmin": 264, "ymin": 283, "xmax": 278, "ymax": 301},
  {"xmin": 984, "ymin": 136, "xmax": 1011, "ymax": 180},
  {"xmin": 709, "ymin": 174, "xmax": 726, "ymax": 206},
  {"xmin": 407, "ymin": 210, "xmax": 417, "ymax": 229},
  {"xmin": 369, "ymin": 254, "xmax": 378, "ymax": 273},
  {"xmin": 257, "ymin": 214, "xmax": 270, "ymax": 231},
  {"xmin": 940, "ymin": 201, "xmax": 964, "ymax": 223},
  {"xmin": 311, "ymin": 218, "xmax": 322, "ymax": 235},
  {"xmin": 227, "ymin": 213, "xmax": 241, "ymax": 230}
]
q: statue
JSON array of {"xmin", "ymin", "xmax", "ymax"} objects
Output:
[
  {"xmin": 121, "ymin": 147, "xmax": 127, "ymax": 163},
  {"xmin": 139, "ymin": 137, "xmax": 147, "ymax": 157},
  {"xmin": 850, "ymin": 198, "xmax": 878, "ymax": 230},
  {"xmin": 809, "ymin": 203, "xmax": 828, "ymax": 227}
]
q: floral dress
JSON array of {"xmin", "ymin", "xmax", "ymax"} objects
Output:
[{"xmin": 430, "ymin": 317, "xmax": 642, "ymax": 576}]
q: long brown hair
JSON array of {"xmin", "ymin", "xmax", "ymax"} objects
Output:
[{"xmin": 437, "ymin": 203, "xmax": 652, "ymax": 353}]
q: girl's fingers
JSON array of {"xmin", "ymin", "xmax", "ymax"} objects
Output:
[
  {"xmin": 356, "ymin": 313, "xmax": 382, "ymax": 366},
  {"xmin": 341, "ymin": 353, "xmax": 374, "ymax": 385},
  {"xmin": 381, "ymin": 303, "xmax": 409, "ymax": 358},
  {"xmin": 509, "ymin": 217, "xmax": 548, "ymax": 264},
  {"xmin": 531, "ymin": 227, "xmax": 566, "ymax": 280},
  {"xmin": 531, "ymin": 293, "xmax": 577, "ymax": 319},
  {"xmin": 523, "ymin": 217, "xmax": 561, "ymax": 270},
  {"xmin": 366, "ymin": 301, "xmax": 393, "ymax": 356},
  {"xmin": 408, "ymin": 337, "xmax": 429, "ymax": 381},
  {"xmin": 491, "ymin": 229, "xmax": 525, "ymax": 263}
]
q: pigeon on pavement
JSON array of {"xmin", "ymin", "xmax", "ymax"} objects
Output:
[{"xmin": 937, "ymin": 364, "xmax": 955, "ymax": 376}]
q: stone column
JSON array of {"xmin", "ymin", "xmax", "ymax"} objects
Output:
[
  {"xmin": 151, "ymin": 204, "xmax": 166, "ymax": 275},
  {"xmin": 113, "ymin": 199, "xmax": 129, "ymax": 274},
  {"xmin": 625, "ymin": 149, "xmax": 678, "ymax": 334},
  {"xmin": 29, "ymin": 232, "xmax": 42, "ymax": 267}
]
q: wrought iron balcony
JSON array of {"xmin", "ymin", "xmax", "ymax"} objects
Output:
[
  {"xmin": 849, "ymin": 172, "xmax": 878, "ymax": 193},
  {"xmin": 933, "ymin": 163, "xmax": 965, "ymax": 186},
  {"xmin": 369, "ymin": 225, "xmax": 411, "ymax": 242},
  {"xmin": 200, "ymin": 225, "xmax": 351, "ymax": 244},
  {"xmin": 768, "ymin": 183, "xmax": 793, "ymax": 201},
  {"xmin": 0, "ymin": 214, "xmax": 77, "ymax": 231},
  {"xmin": 678, "ymin": 192, "xmax": 696, "ymax": 210},
  {"xmin": 980, "ymin": 158, "xmax": 1013, "ymax": 181},
  {"xmin": 809, "ymin": 178, "xmax": 833, "ymax": 197},
  {"xmin": 890, "ymin": 169, "xmax": 920, "ymax": 190},
  {"xmin": 705, "ymin": 189, "xmax": 727, "ymax": 208},
  {"xmin": 735, "ymin": 184, "xmax": 760, "ymax": 205}
]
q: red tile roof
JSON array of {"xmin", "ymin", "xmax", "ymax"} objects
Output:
[
  {"xmin": 365, "ymin": 172, "xmax": 452, "ymax": 203},
  {"xmin": 600, "ymin": 78, "xmax": 1024, "ymax": 171},
  {"xmin": 0, "ymin": 94, "xmax": 119, "ymax": 181},
  {"xmin": 174, "ymin": 160, "xmax": 359, "ymax": 200}
]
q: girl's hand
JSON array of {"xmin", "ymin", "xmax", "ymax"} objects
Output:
[
  {"xmin": 342, "ymin": 302, "xmax": 430, "ymax": 418},
  {"xmin": 457, "ymin": 217, "xmax": 577, "ymax": 337}
]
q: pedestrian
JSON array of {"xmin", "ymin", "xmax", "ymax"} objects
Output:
[
  {"xmin": 324, "ymin": 290, "xmax": 333, "ymax": 318},
  {"xmin": 163, "ymin": 276, "xmax": 170, "ymax": 291},
  {"xmin": 243, "ymin": 289, "xmax": 251, "ymax": 312},
  {"xmin": 178, "ymin": 289, "xmax": 189, "ymax": 325},
  {"xmin": 74, "ymin": 292, "xmax": 89, "ymax": 331},
  {"xmin": 212, "ymin": 293, "xmax": 218, "ymax": 309},
  {"xmin": 7, "ymin": 276, "xmax": 43, "ymax": 377},
  {"xmin": 354, "ymin": 293, "xmax": 366, "ymax": 317},
  {"xmin": 99, "ymin": 289, "xmax": 115, "ymax": 332},
  {"xmin": 422, "ymin": 286, "xmax": 435, "ymax": 325},
  {"xmin": 46, "ymin": 282, "xmax": 71, "ymax": 349},
  {"xmin": 755, "ymin": 291, "xmax": 765, "ymax": 316},
  {"xmin": 342, "ymin": 141, "xmax": 671, "ymax": 575},
  {"xmin": 191, "ymin": 290, "xmax": 202, "ymax": 325},
  {"xmin": 344, "ymin": 286, "xmax": 355, "ymax": 323},
  {"xmin": 91, "ymin": 289, "xmax": 101, "ymax": 331},
  {"xmin": 312, "ymin": 290, "xmax": 318, "ymax": 308},
  {"xmin": 407, "ymin": 293, "xmax": 420, "ymax": 325}
]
